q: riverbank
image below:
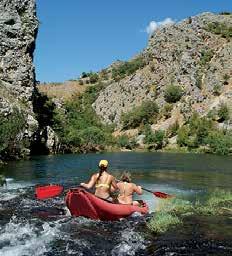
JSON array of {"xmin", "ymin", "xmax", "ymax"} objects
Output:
[{"xmin": 148, "ymin": 189, "xmax": 232, "ymax": 234}]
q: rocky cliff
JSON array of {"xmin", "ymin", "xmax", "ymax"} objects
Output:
[
  {"xmin": 93, "ymin": 13, "xmax": 232, "ymax": 133},
  {"xmin": 0, "ymin": 0, "xmax": 38, "ymax": 159}
]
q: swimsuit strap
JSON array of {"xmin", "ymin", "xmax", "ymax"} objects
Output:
[{"xmin": 95, "ymin": 183, "xmax": 110, "ymax": 189}]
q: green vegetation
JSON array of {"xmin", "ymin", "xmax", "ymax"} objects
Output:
[
  {"xmin": 206, "ymin": 22, "xmax": 232, "ymax": 39},
  {"xmin": 161, "ymin": 103, "xmax": 173, "ymax": 119},
  {"xmin": 177, "ymin": 113, "xmax": 213, "ymax": 147},
  {"xmin": 164, "ymin": 85, "xmax": 183, "ymax": 103},
  {"xmin": 117, "ymin": 135, "xmax": 137, "ymax": 149},
  {"xmin": 199, "ymin": 49, "xmax": 214, "ymax": 66},
  {"xmin": 147, "ymin": 212, "xmax": 181, "ymax": 233},
  {"xmin": 167, "ymin": 121, "xmax": 179, "ymax": 137},
  {"xmin": 213, "ymin": 84, "xmax": 221, "ymax": 96},
  {"xmin": 121, "ymin": 101, "xmax": 159, "ymax": 129},
  {"xmin": 112, "ymin": 57, "xmax": 145, "ymax": 81},
  {"xmin": 219, "ymin": 12, "xmax": 232, "ymax": 15},
  {"xmin": 144, "ymin": 126, "xmax": 165, "ymax": 148},
  {"xmin": 80, "ymin": 71, "xmax": 99, "ymax": 84},
  {"xmin": 218, "ymin": 103, "xmax": 230, "ymax": 121},
  {"xmin": 50, "ymin": 82, "xmax": 114, "ymax": 152},
  {"xmin": 89, "ymin": 73, "xmax": 99, "ymax": 84},
  {"xmin": 195, "ymin": 71, "xmax": 203, "ymax": 89},
  {"xmin": 147, "ymin": 189, "xmax": 232, "ymax": 234},
  {"xmin": 0, "ymin": 108, "xmax": 26, "ymax": 158},
  {"xmin": 206, "ymin": 130, "xmax": 232, "ymax": 155},
  {"xmin": 196, "ymin": 189, "xmax": 232, "ymax": 215},
  {"xmin": 223, "ymin": 73, "xmax": 230, "ymax": 84},
  {"xmin": 176, "ymin": 112, "xmax": 232, "ymax": 155}
]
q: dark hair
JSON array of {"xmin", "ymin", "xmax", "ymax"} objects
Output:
[
  {"xmin": 96, "ymin": 165, "xmax": 107, "ymax": 183},
  {"xmin": 120, "ymin": 172, "xmax": 131, "ymax": 183}
]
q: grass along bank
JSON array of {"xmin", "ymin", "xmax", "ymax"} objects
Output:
[{"xmin": 147, "ymin": 189, "xmax": 232, "ymax": 234}]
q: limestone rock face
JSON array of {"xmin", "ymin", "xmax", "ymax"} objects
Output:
[
  {"xmin": 93, "ymin": 13, "xmax": 232, "ymax": 130},
  {"xmin": 0, "ymin": 0, "xmax": 38, "ymax": 102},
  {"xmin": 0, "ymin": 0, "xmax": 39, "ymax": 158}
]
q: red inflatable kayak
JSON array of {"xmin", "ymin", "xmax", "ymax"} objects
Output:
[{"xmin": 65, "ymin": 188, "xmax": 149, "ymax": 221}]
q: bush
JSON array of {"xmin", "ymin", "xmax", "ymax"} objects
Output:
[
  {"xmin": 167, "ymin": 121, "xmax": 179, "ymax": 137},
  {"xmin": 116, "ymin": 135, "xmax": 136, "ymax": 149},
  {"xmin": 206, "ymin": 130, "xmax": 232, "ymax": 155},
  {"xmin": 207, "ymin": 22, "xmax": 232, "ymax": 38},
  {"xmin": 144, "ymin": 125, "xmax": 165, "ymax": 148},
  {"xmin": 121, "ymin": 101, "xmax": 159, "ymax": 129},
  {"xmin": 112, "ymin": 57, "xmax": 145, "ymax": 81},
  {"xmin": 189, "ymin": 113, "xmax": 214, "ymax": 146},
  {"xmin": 213, "ymin": 84, "xmax": 221, "ymax": 96},
  {"xmin": 199, "ymin": 50, "xmax": 214, "ymax": 66},
  {"xmin": 218, "ymin": 103, "xmax": 230, "ymax": 122},
  {"xmin": 219, "ymin": 12, "xmax": 232, "ymax": 15},
  {"xmin": 164, "ymin": 85, "xmax": 183, "ymax": 103},
  {"xmin": 162, "ymin": 103, "xmax": 173, "ymax": 119},
  {"xmin": 79, "ymin": 126, "xmax": 105, "ymax": 145},
  {"xmin": 89, "ymin": 73, "xmax": 99, "ymax": 84},
  {"xmin": 177, "ymin": 125, "xmax": 190, "ymax": 147},
  {"xmin": 195, "ymin": 72, "xmax": 203, "ymax": 89},
  {"xmin": 79, "ymin": 79, "xmax": 84, "ymax": 85},
  {"xmin": 0, "ymin": 108, "xmax": 26, "ymax": 156}
]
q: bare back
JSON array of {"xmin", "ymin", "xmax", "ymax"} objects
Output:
[
  {"xmin": 94, "ymin": 171, "xmax": 116, "ymax": 199},
  {"xmin": 117, "ymin": 181, "xmax": 142, "ymax": 205}
]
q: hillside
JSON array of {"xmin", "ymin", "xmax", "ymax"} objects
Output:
[
  {"xmin": 25, "ymin": 12, "xmax": 232, "ymax": 155},
  {"xmin": 93, "ymin": 13, "xmax": 232, "ymax": 130}
]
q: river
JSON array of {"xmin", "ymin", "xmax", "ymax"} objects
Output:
[{"xmin": 0, "ymin": 152, "xmax": 232, "ymax": 255}]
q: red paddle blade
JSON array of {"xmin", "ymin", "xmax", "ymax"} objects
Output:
[
  {"xmin": 153, "ymin": 191, "xmax": 173, "ymax": 199},
  {"xmin": 35, "ymin": 184, "xmax": 64, "ymax": 200}
]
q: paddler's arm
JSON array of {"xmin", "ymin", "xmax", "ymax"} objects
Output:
[
  {"xmin": 80, "ymin": 174, "xmax": 97, "ymax": 189},
  {"xmin": 134, "ymin": 184, "xmax": 143, "ymax": 195},
  {"xmin": 111, "ymin": 177, "xmax": 118, "ymax": 192}
]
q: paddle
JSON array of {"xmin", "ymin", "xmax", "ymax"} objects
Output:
[
  {"xmin": 115, "ymin": 178, "xmax": 173, "ymax": 199},
  {"xmin": 35, "ymin": 184, "xmax": 64, "ymax": 200},
  {"xmin": 141, "ymin": 187, "xmax": 173, "ymax": 199},
  {"xmin": 35, "ymin": 183, "xmax": 173, "ymax": 200}
]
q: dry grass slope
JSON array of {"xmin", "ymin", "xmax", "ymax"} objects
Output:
[{"xmin": 37, "ymin": 81, "xmax": 89, "ymax": 100}]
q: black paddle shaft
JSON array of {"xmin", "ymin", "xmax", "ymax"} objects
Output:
[{"xmin": 141, "ymin": 187, "xmax": 154, "ymax": 194}]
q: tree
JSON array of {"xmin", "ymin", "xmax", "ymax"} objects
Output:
[{"xmin": 164, "ymin": 85, "xmax": 183, "ymax": 103}]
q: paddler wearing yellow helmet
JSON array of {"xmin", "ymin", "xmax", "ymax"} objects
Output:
[{"xmin": 80, "ymin": 160, "xmax": 118, "ymax": 201}]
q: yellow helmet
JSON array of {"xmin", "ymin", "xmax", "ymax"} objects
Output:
[{"xmin": 99, "ymin": 160, "xmax": 108, "ymax": 168}]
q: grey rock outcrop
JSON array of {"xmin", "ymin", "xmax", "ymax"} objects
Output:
[
  {"xmin": 93, "ymin": 13, "xmax": 232, "ymax": 130},
  {"xmin": 0, "ymin": 0, "xmax": 39, "ymax": 158}
]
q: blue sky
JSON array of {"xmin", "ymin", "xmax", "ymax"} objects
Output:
[{"xmin": 35, "ymin": 0, "xmax": 231, "ymax": 83}]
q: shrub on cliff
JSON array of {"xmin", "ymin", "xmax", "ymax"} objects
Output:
[
  {"xmin": 121, "ymin": 101, "xmax": 159, "ymax": 129},
  {"xmin": 112, "ymin": 57, "xmax": 145, "ymax": 81},
  {"xmin": 0, "ymin": 108, "xmax": 26, "ymax": 158},
  {"xmin": 89, "ymin": 72, "xmax": 99, "ymax": 84},
  {"xmin": 207, "ymin": 22, "xmax": 232, "ymax": 38},
  {"xmin": 199, "ymin": 50, "xmax": 214, "ymax": 66},
  {"xmin": 218, "ymin": 103, "xmax": 230, "ymax": 122},
  {"xmin": 164, "ymin": 85, "xmax": 183, "ymax": 103}
]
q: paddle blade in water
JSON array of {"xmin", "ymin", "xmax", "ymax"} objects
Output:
[
  {"xmin": 153, "ymin": 191, "xmax": 173, "ymax": 199},
  {"xmin": 35, "ymin": 184, "xmax": 64, "ymax": 200}
]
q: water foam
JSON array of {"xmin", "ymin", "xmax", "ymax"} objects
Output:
[
  {"xmin": 111, "ymin": 227, "xmax": 146, "ymax": 256},
  {"xmin": 0, "ymin": 216, "xmax": 61, "ymax": 256}
]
